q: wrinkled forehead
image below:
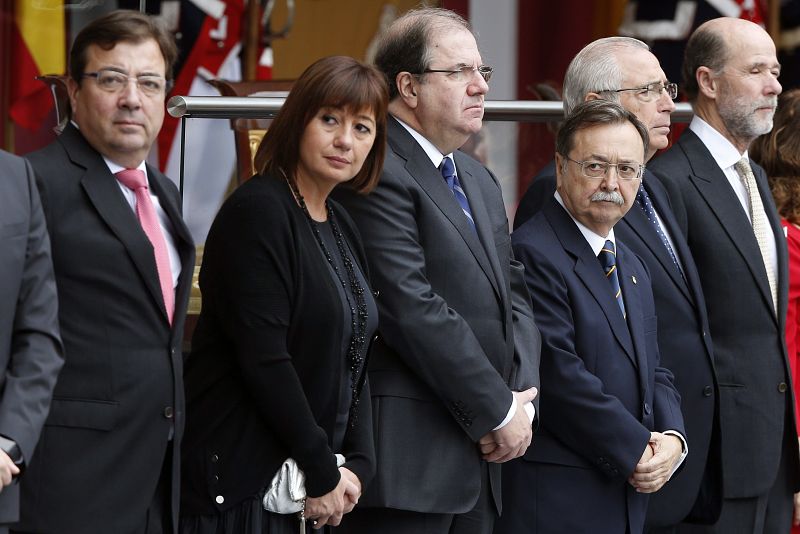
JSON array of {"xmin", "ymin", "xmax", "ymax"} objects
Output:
[
  {"xmin": 426, "ymin": 26, "xmax": 482, "ymax": 66},
  {"xmin": 618, "ymin": 48, "xmax": 666, "ymax": 86}
]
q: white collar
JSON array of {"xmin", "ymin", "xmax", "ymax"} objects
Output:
[
  {"xmin": 394, "ymin": 116, "xmax": 456, "ymax": 173},
  {"xmin": 689, "ymin": 115, "xmax": 748, "ymax": 169},
  {"xmin": 554, "ymin": 191, "xmax": 616, "ymax": 256}
]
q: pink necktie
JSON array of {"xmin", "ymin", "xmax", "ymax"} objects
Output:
[{"xmin": 116, "ymin": 169, "xmax": 174, "ymax": 324}]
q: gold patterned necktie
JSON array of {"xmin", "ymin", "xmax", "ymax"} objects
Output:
[{"xmin": 734, "ymin": 157, "xmax": 777, "ymax": 314}]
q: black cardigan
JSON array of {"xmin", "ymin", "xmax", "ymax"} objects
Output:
[{"xmin": 181, "ymin": 174, "xmax": 375, "ymax": 515}]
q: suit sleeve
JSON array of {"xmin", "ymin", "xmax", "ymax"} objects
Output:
[
  {"xmin": 339, "ymin": 169, "xmax": 514, "ymax": 442},
  {"xmin": 508, "ymin": 257, "xmax": 541, "ymax": 421},
  {"xmin": 0, "ymin": 157, "xmax": 63, "ymax": 463},
  {"xmin": 514, "ymin": 239, "xmax": 651, "ymax": 479}
]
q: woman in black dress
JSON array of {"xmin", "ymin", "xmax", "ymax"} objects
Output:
[{"xmin": 180, "ymin": 55, "xmax": 388, "ymax": 533}]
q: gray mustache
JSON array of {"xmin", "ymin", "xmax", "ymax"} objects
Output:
[{"xmin": 590, "ymin": 191, "xmax": 624, "ymax": 205}]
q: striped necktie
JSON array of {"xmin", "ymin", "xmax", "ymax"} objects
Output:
[
  {"xmin": 734, "ymin": 157, "xmax": 777, "ymax": 313},
  {"xmin": 441, "ymin": 156, "xmax": 476, "ymax": 232},
  {"xmin": 598, "ymin": 239, "xmax": 625, "ymax": 318}
]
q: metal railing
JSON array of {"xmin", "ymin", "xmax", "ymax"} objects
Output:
[{"xmin": 167, "ymin": 95, "xmax": 695, "ymax": 122}]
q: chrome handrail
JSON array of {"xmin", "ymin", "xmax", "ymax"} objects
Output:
[{"xmin": 167, "ymin": 95, "xmax": 695, "ymax": 123}]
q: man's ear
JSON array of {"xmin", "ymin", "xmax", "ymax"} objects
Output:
[
  {"xmin": 396, "ymin": 72, "xmax": 419, "ymax": 108},
  {"xmin": 67, "ymin": 77, "xmax": 80, "ymax": 118},
  {"xmin": 696, "ymin": 66, "xmax": 717, "ymax": 100},
  {"xmin": 585, "ymin": 93, "xmax": 602, "ymax": 102},
  {"xmin": 555, "ymin": 152, "xmax": 564, "ymax": 189}
]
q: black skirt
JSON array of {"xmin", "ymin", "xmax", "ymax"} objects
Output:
[{"xmin": 179, "ymin": 492, "xmax": 309, "ymax": 534}]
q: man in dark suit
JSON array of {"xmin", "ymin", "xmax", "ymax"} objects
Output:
[
  {"xmin": 335, "ymin": 7, "xmax": 540, "ymax": 534},
  {"xmin": 0, "ymin": 150, "xmax": 63, "ymax": 534},
  {"xmin": 13, "ymin": 11, "xmax": 194, "ymax": 534},
  {"xmin": 497, "ymin": 100, "xmax": 685, "ymax": 534},
  {"xmin": 649, "ymin": 17, "xmax": 800, "ymax": 533},
  {"xmin": 513, "ymin": 37, "xmax": 722, "ymax": 531}
]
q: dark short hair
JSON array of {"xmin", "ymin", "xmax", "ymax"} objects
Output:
[
  {"xmin": 750, "ymin": 89, "xmax": 800, "ymax": 224},
  {"xmin": 374, "ymin": 7, "xmax": 474, "ymax": 100},
  {"xmin": 682, "ymin": 24, "xmax": 728, "ymax": 102},
  {"xmin": 556, "ymin": 99, "xmax": 649, "ymax": 160},
  {"xmin": 69, "ymin": 10, "xmax": 178, "ymax": 83},
  {"xmin": 254, "ymin": 55, "xmax": 389, "ymax": 194}
]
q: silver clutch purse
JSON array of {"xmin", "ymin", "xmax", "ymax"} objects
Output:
[{"xmin": 262, "ymin": 453, "xmax": 345, "ymax": 514}]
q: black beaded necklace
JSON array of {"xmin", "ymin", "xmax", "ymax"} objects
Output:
[{"xmin": 286, "ymin": 175, "xmax": 368, "ymax": 428}]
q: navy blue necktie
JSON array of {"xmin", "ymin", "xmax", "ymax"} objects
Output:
[
  {"xmin": 441, "ymin": 156, "xmax": 476, "ymax": 232},
  {"xmin": 636, "ymin": 185, "xmax": 682, "ymax": 276},
  {"xmin": 598, "ymin": 239, "xmax": 625, "ymax": 318}
]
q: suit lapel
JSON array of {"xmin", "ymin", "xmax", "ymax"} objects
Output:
[
  {"xmin": 544, "ymin": 200, "xmax": 636, "ymax": 367},
  {"xmin": 388, "ymin": 119, "xmax": 501, "ymax": 301},
  {"xmin": 60, "ymin": 126, "xmax": 172, "ymax": 323},
  {"xmin": 621, "ymin": 175, "xmax": 690, "ymax": 302},
  {"xmin": 147, "ymin": 165, "xmax": 196, "ymax": 328},
  {"xmin": 678, "ymin": 131, "xmax": 777, "ymax": 321},
  {"xmin": 617, "ymin": 246, "xmax": 650, "ymax": 387},
  {"xmin": 454, "ymin": 153, "xmax": 508, "ymax": 308}
]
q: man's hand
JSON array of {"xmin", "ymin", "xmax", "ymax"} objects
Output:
[
  {"xmin": 479, "ymin": 387, "xmax": 538, "ymax": 463},
  {"xmin": 0, "ymin": 449, "xmax": 19, "ymax": 491},
  {"xmin": 628, "ymin": 432, "xmax": 683, "ymax": 493}
]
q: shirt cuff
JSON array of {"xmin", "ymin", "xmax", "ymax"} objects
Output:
[
  {"xmin": 492, "ymin": 397, "xmax": 536, "ymax": 431},
  {"xmin": 493, "ymin": 394, "xmax": 516, "ymax": 431},
  {"xmin": 663, "ymin": 429, "xmax": 688, "ymax": 479}
]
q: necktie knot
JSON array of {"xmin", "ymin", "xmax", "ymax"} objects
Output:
[
  {"xmin": 440, "ymin": 156, "xmax": 456, "ymax": 187},
  {"xmin": 116, "ymin": 168, "xmax": 148, "ymax": 191},
  {"xmin": 598, "ymin": 240, "xmax": 616, "ymax": 271},
  {"xmin": 734, "ymin": 157, "xmax": 753, "ymax": 180}
]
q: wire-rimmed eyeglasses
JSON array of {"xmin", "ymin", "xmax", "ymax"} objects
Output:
[
  {"xmin": 417, "ymin": 65, "xmax": 493, "ymax": 83},
  {"xmin": 82, "ymin": 68, "xmax": 173, "ymax": 96},
  {"xmin": 561, "ymin": 154, "xmax": 644, "ymax": 181},
  {"xmin": 600, "ymin": 81, "xmax": 678, "ymax": 102}
]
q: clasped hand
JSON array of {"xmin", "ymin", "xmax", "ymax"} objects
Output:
[
  {"xmin": 628, "ymin": 432, "xmax": 683, "ymax": 493},
  {"xmin": 478, "ymin": 387, "xmax": 538, "ymax": 463},
  {"xmin": 304, "ymin": 466, "xmax": 361, "ymax": 529}
]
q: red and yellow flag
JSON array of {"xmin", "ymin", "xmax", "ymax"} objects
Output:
[{"xmin": 10, "ymin": 0, "xmax": 65, "ymax": 130}]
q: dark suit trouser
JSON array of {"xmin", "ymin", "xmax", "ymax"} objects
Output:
[
  {"xmin": 338, "ymin": 462, "xmax": 494, "ymax": 534},
  {"xmin": 669, "ymin": 437, "xmax": 793, "ymax": 534}
]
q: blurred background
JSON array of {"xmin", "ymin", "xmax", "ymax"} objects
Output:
[{"xmin": 2, "ymin": 0, "xmax": 799, "ymax": 243}]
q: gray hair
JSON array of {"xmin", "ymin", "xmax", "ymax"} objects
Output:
[
  {"xmin": 556, "ymin": 99, "xmax": 650, "ymax": 160},
  {"xmin": 562, "ymin": 37, "xmax": 650, "ymax": 115},
  {"xmin": 374, "ymin": 7, "xmax": 475, "ymax": 100}
]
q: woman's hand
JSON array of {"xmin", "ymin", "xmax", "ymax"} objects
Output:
[
  {"xmin": 339, "ymin": 467, "xmax": 362, "ymax": 513},
  {"xmin": 304, "ymin": 467, "xmax": 360, "ymax": 529}
]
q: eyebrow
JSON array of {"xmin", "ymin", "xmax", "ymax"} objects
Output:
[
  {"xmin": 97, "ymin": 66, "xmax": 164, "ymax": 77},
  {"xmin": 749, "ymin": 61, "xmax": 781, "ymax": 71}
]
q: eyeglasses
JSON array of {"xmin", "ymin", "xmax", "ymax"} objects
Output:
[
  {"xmin": 562, "ymin": 155, "xmax": 644, "ymax": 181},
  {"xmin": 418, "ymin": 65, "xmax": 493, "ymax": 83},
  {"xmin": 82, "ymin": 69, "xmax": 173, "ymax": 96},
  {"xmin": 601, "ymin": 81, "xmax": 678, "ymax": 102}
]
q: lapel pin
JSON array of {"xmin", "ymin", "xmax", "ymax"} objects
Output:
[{"xmin": 631, "ymin": 275, "xmax": 637, "ymax": 285}]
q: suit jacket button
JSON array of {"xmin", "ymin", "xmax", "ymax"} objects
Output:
[
  {"xmin": 703, "ymin": 386, "xmax": 713, "ymax": 397},
  {"xmin": 163, "ymin": 406, "xmax": 174, "ymax": 419},
  {"xmin": 643, "ymin": 402, "xmax": 652, "ymax": 415},
  {"xmin": 211, "ymin": 453, "xmax": 219, "ymax": 463},
  {"xmin": 779, "ymin": 382, "xmax": 788, "ymax": 393},
  {"xmin": 215, "ymin": 495, "xmax": 224, "ymax": 504}
]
